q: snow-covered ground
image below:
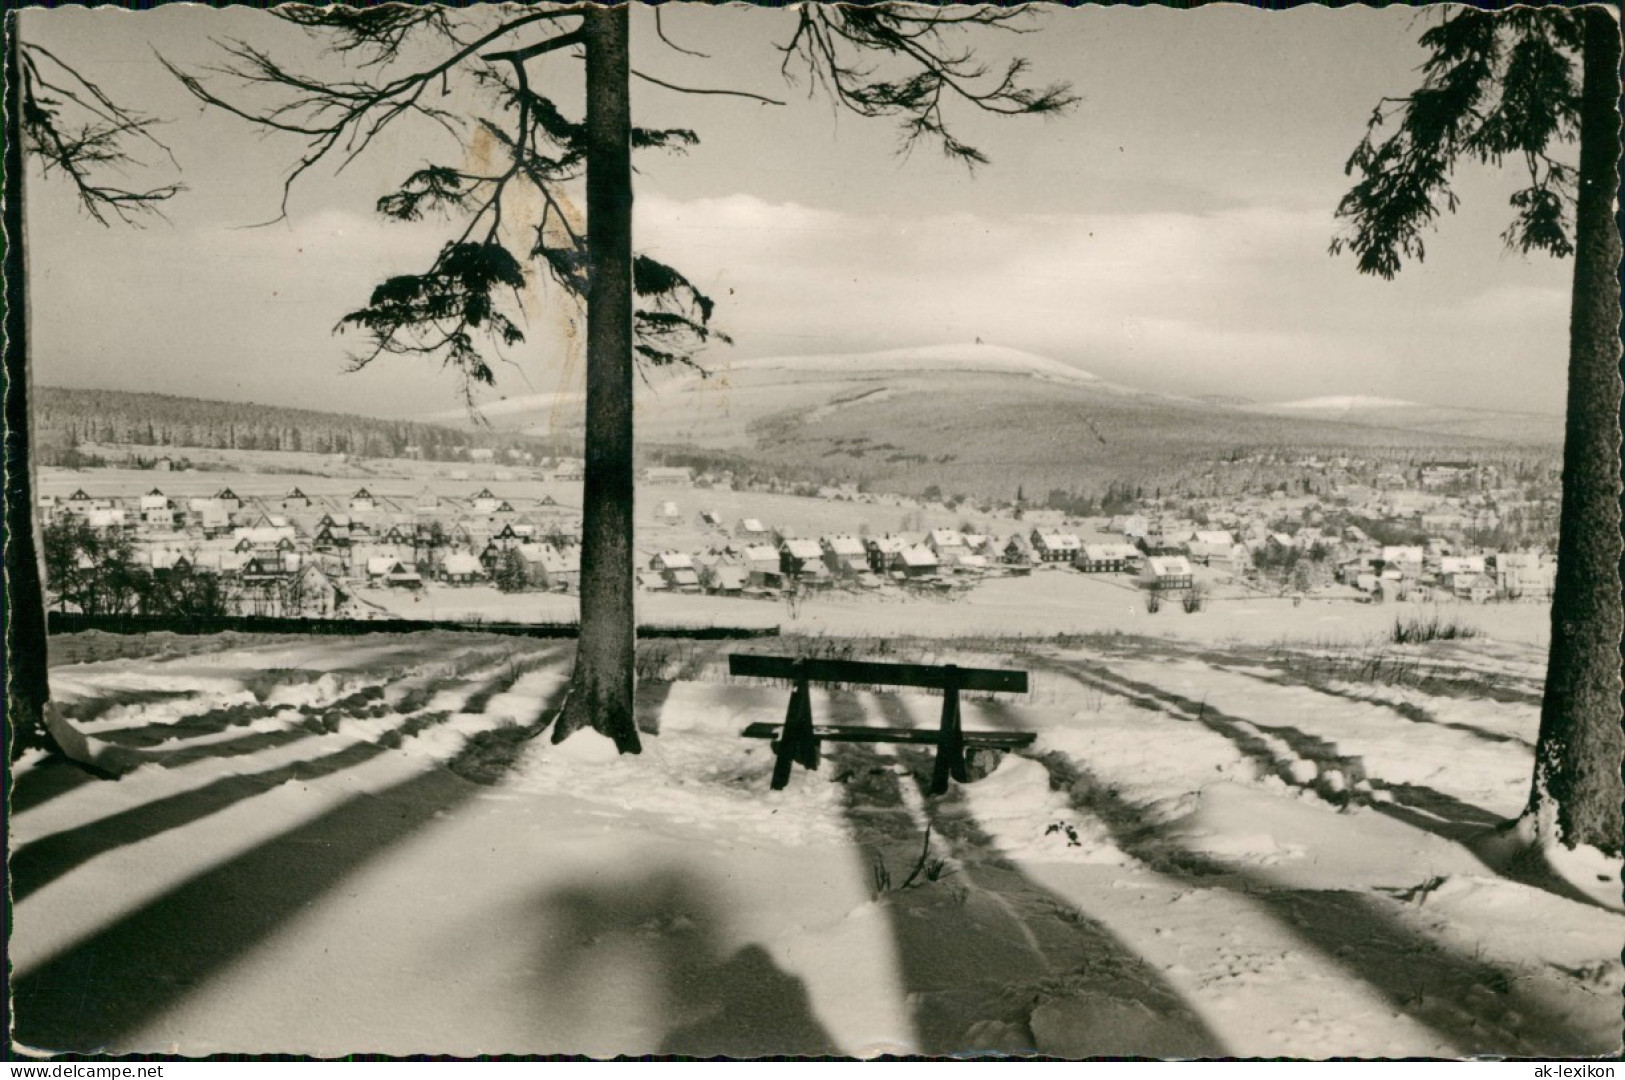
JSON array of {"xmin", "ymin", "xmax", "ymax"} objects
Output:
[
  {"xmin": 359, "ymin": 571, "xmax": 1553, "ymax": 650},
  {"xmin": 11, "ymin": 631, "xmax": 1619, "ymax": 1058}
]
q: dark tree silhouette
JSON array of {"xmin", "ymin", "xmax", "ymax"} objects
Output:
[
  {"xmin": 163, "ymin": 3, "xmax": 1072, "ymax": 752},
  {"xmin": 6, "ymin": 20, "xmax": 183, "ymax": 764},
  {"xmin": 1332, "ymin": 7, "xmax": 1621, "ymax": 854}
]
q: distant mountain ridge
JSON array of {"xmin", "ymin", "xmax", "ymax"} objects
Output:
[
  {"xmin": 34, "ymin": 343, "xmax": 1562, "ymax": 500},
  {"xmin": 443, "ymin": 343, "xmax": 1562, "ymax": 498},
  {"xmin": 33, "ymin": 386, "xmax": 561, "ymax": 463}
]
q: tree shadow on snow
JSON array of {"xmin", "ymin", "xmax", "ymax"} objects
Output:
[
  {"xmin": 983, "ymin": 670, "xmax": 1610, "ymax": 1056},
  {"xmin": 9, "ymin": 706, "xmax": 470, "ymax": 903},
  {"xmin": 1047, "ymin": 660, "xmax": 1613, "ymax": 914},
  {"xmin": 523, "ymin": 867, "xmax": 839, "ymax": 1058},
  {"xmin": 1183, "ymin": 651, "xmax": 1536, "ymax": 750},
  {"xmin": 9, "ymin": 679, "xmax": 574, "ymax": 1054},
  {"xmin": 818, "ymin": 687, "xmax": 1225, "ymax": 1059},
  {"xmin": 9, "ymin": 756, "xmax": 104, "ymax": 815}
]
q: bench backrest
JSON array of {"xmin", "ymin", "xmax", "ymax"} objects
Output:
[{"xmin": 728, "ymin": 653, "xmax": 1027, "ymax": 694}]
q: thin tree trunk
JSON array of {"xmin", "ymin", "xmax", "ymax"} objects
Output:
[
  {"xmin": 1525, "ymin": 6, "xmax": 1623, "ymax": 854},
  {"xmin": 4, "ymin": 17, "xmax": 62, "ymax": 764},
  {"xmin": 554, "ymin": 4, "xmax": 640, "ymax": 753}
]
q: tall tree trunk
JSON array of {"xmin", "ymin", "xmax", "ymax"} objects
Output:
[
  {"xmin": 554, "ymin": 4, "xmax": 640, "ymax": 753},
  {"xmin": 4, "ymin": 17, "xmax": 62, "ymax": 764},
  {"xmin": 1525, "ymin": 7, "xmax": 1623, "ymax": 854}
]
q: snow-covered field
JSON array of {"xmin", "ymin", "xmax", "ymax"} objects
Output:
[
  {"xmin": 359, "ymin": 571, "xmax": 1554, "ymax": 650},
  {"xmin": 11, "ymin": 630, "xmax": 1619, "ymax": 1058}
]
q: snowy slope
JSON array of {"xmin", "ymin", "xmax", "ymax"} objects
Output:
[
  {"xmin": 10, "ymin": 632, "xmax": 1620, "ymax": 1057},
  {"xmin": 1270, "ymin": 395, "xmax": 1423, "ymax": 411},
  {"xmin": 718, "ymin": 344, "xmax": 1103, "ymax": 386}
]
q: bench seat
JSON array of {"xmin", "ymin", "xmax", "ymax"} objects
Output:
[
  {"xmin": 742, "ymin": 721, "xmax": 1034, "ymax": 750},
  {"xmin": 730, "ymin": 653, "xmax": 1031, "ymax": 793}
]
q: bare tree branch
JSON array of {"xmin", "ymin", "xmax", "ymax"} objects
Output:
[
  {"xmin": 19, "ymin": 42, "xmax": 183, "ymax": 226},
  {"xmin": 654, "ymin": 7, "xmax": 710, "ymax": 59},
  {"xmin": 630, "ymin": 68, "xmax": 785, "ymax": 106}
]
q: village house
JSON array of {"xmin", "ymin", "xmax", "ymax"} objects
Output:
[
  {"xmin": 1437, "ymin": 555, "xmax": 1487, "ymax": 585},
  {"xmin": 146, "ymin": 548, "xmax": 191, "ymax": 574},
  {"xmin": 438, "ymin": 551, "xmax": 485, "ymax": 586},
  {"xmin": 704, "ymin": 564, "xmax": 748, "ymax": 596},
  {"xmin": 140, "ymin": 490, "xmax": 179, "ymax": 529},
  {"xmin": 1185, "ymin": 530, "xmax": 1237, "ymax": 565},
  {"xmin": 1380, "ymin": 545, "xmax": 1426, "ymax": 578},
  {"xmin": 717, "ymin": 543, "xmax": 777, "ymax": 590},
  {"xmin": 1141, "ymin": 555, "xmax": 1195, "ymax": 591},
  {"xmin": 1491, "ymin": 551, "xmax": 1555, "ymax": 599},
  {"xmin": 1075, "ymin": 542, "xmax": 1139, "ymax": 574},
  {"xmin": 241, "ymin": 550, "xmax": 300, "ymax": 586},
  {"xmin": 1420, "ymin": 461, "xmax": 1475, "ymax": 489},
  {"xmin": 892, "ymin": 544, "xmax": 940, "ymax": 580},
  {"xmin": 214, "ymin": 488, "xmax": 242, "ymax": 512},
  {"xmin": 821, "ymin": 534, "xmax": 868, "ymax": 577},
  {"xmin": 286, "ymin": 563, "xmax": 342, "ymax": 616},
  {"xmin": 1002, "ymin": 534, "xmax": 1034, "ymax": 565},
  {"xmin": 926, "ymin": 529, "xmax": 968, "ymax": 567},
  {"xmin": 373, "ymin": 557, "xmax": 423, "ymax": 590},
  {"xmin": 650, "ymin": 550, "xmax": 702, "ymax": 592},
  {"xmin": 1265, "ymin": 532, "xmax": 1298, "ymax": 558},
  {"xmin": 523, "ymin": 544, "xmax": 581, "ymax": 592},
  {"xmin": 779, "ymin": 539, "xmax": 829, "ymax": 583},
  {"xmin": 472, "ymin": 488, "xmax": 501, "ymax": 515},
  {"xmin": 477, "ymin": 540, "xmax": 506, "ymax": 576},
  {"xmin": 1030, "ymin": 529, "xmax": 1081, "ymax": 563},
  {"xmin": 311, "ymin": 521, "xmax": 350, "ymax": 552},
  {"xmin": 864, "ymin": 535, "xmax": 908, "ymax": 574},
  {"xmin": 487, "ymin": 522, "xmax": 526, "ymax": 551},
  {"xmin": 85, "ymin": 506, "xmax": 131, "ymax": 531},
  {"xmin": 1109, "ymin": 514, "xmax": 1150, "ymax": 540},
  {"xmin": 735, "ymin": 518, "xmax": 772, "ymax": 542},
  {"xmin": 1211, "ymin": 543, "xmax": 1253, "ymax": 574},
  {"xmin": 1453, "ymin": 573, "xmax": 1498, "ymax": 604}
]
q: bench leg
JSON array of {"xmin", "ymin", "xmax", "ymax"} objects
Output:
[
  {"xmin": 769, "ymin": 671, "xmax": 819, "ymax": 791},
  {"xmin": 770, "ymin": 745, "xmax": 797, "ymax": 790},
  {"xmin": 929, "ymin": 670, "xmax": 966, "ymax": 796}
]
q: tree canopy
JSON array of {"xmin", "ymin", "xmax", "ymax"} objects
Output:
[
  {"xmin": 1330, "ymin": 8, "xmax": 1584, "ymax": 277},
  {"xmin": 1333, "ymin": 5, "xmax": 1622, "ymax": 855}
]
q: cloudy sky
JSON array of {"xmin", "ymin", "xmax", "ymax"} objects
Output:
[{"xmin": 21, "ymin": 4, "xmax": 1575, "ymax": 419}]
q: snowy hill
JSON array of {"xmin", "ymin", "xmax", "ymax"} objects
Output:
[
  {"xmin": 722, "ymin": 343, "xmax": 1104, "ymax": 386},
  {"xmin": 1249, "ymin": 395, "xmax": 1561, "ymax": 445},
  {"xmin": 426, "ymin": 342, "xmax": 1554, "ymax": 499},
  {"xmin": 1271, "ymin": 395, "xmax": 1424, "ymax": 411}
]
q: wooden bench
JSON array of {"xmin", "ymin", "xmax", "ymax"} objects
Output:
[{"xmin": 730, "ymin": 654, "xmax": 1034, "ymax": 794}]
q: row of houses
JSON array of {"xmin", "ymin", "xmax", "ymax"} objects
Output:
[
  {"xmin": 1337, "ymin": 548, "xmax": 1554, "ymax": 601},
  {"xmin": 43, "ymin": 485, "xmax": 574, "ymax": 534}
]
